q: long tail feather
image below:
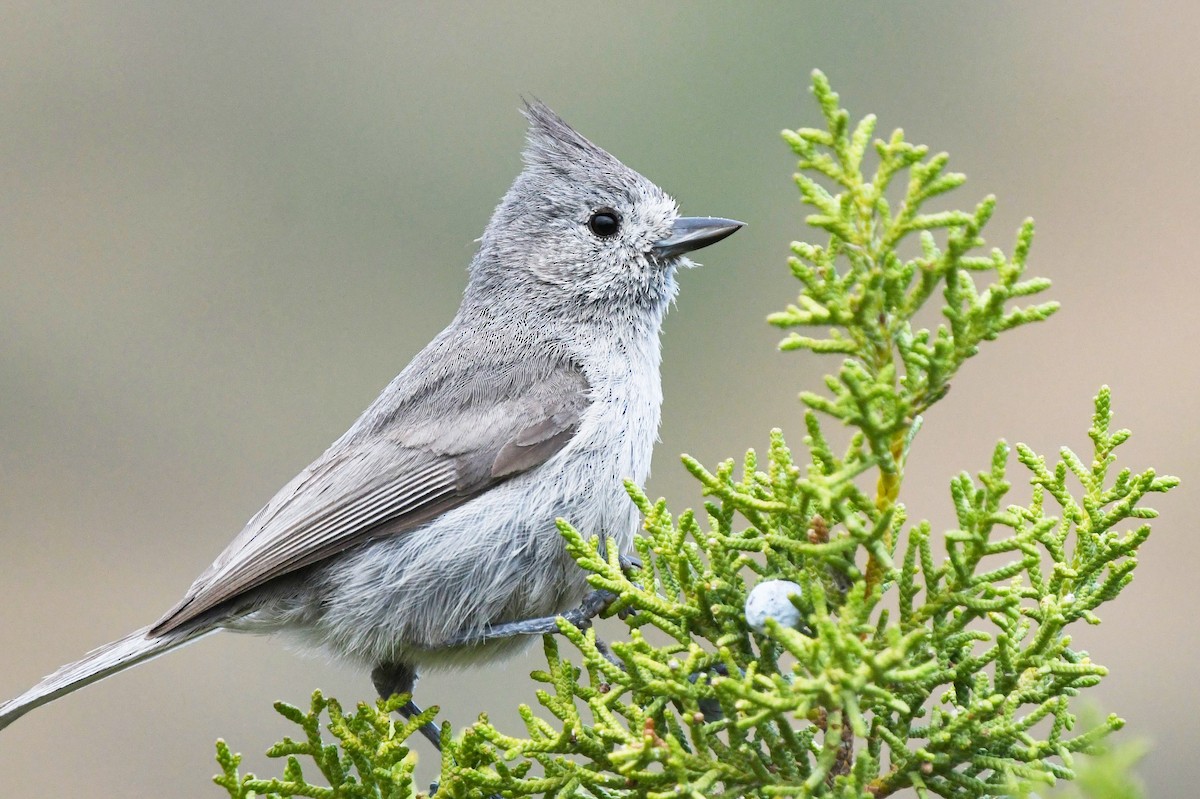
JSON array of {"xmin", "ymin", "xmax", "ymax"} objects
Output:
[{"xmin": 0, "ymin": 623, "xmax": 216, "ymax": 731}]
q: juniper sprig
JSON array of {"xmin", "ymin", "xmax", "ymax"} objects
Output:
[{"xmin": 214, "ymin": 70, "xmax": 1173, "ymax": 799}]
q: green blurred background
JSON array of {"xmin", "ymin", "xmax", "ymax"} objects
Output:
[{"xmin": 2, "ymin": 3, "xmax": 1197, "ymax": 796}]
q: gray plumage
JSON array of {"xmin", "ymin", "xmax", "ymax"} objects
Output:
[{"xmin": 0, "ymin": 101, "xmax": 741, "ymax": 732}]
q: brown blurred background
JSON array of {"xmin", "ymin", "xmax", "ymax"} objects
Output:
[{"xmin": 2, "ymin": 3, "xmax": 1197, "ymax": 796}]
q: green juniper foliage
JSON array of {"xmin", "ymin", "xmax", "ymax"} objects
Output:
[
  {"xmin": 214, "ymin": 71, "xmax": 1176, "ymax": 799},
  {"xmin": 1006, "ymin": 730, "xmax": 1149, "ymax": 799},
  {"xmin": 214, "ymin": 692, "xmax": 434, "ymax": 799}
]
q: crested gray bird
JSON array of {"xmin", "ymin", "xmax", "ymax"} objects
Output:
[{"xmin": 0, "ymin": 102, "xmax": 742, "ymax": 745}]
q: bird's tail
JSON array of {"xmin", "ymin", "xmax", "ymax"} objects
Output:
[{"xmin": 0, "ymin": 622, "xmax": 216, "ymax": 732}]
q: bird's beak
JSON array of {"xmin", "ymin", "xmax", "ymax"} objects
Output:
[{"xmin": 651, "ymin": 217, "xmax": 744, "ymax": 259}]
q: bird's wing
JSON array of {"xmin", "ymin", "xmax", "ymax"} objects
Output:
[{"xmin": 150, "ymin": 343, "xmax": 590, "ymax": 636}]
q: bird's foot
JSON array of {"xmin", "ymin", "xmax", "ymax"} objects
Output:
[{"xmin": 445, "ymin": 587, "xmax": 619, "ymax": 648}]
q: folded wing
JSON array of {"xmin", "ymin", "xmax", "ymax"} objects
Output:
[{"xmin": 151, "ymin": 339, "xmax": 590, "ymax": 635}]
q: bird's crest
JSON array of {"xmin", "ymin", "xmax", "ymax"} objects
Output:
[{"xmin": 520, "ymin": 99, "xmax": 626, "ymax": 177}]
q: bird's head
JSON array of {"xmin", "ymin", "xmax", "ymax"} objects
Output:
[{"xmin": 469, "ymin": 102, "xmax": 741, "ymax": 319}]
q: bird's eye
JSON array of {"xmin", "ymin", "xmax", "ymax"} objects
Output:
[{"xmin": 587, "ymin": 209, "xmax": 621, "ymax": 238}]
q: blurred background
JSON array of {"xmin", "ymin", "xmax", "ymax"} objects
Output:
[{"xmin": 2, "ymin": 3, "xmax": 1197, "ymax": 796}]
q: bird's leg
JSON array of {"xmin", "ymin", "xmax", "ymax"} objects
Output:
[
  {"xmin": 444, "ymin": 554, "xmax": 644, "ymax": 648},
  {"xmin": 444, "ymin": 588, "xmax": 618, "ymax": 646},
  {"xmin": 370, "ymin": 661, "xmax": 442, "ymax": 750},
  {"xmin": 371, "ymin": 663, "xmax": 502, "ymax": 799}
]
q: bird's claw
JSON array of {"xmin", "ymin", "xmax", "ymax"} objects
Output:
[{"xmin": 444, "ymin": 588, "xmax": 619, "ymax": 647}]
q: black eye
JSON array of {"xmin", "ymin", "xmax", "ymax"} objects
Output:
[{"xmin": 587, "ymin": 209, "xmax": 621, "ymax": 238}]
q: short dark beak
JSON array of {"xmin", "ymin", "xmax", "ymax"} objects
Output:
[{"xmin": 651, "ymin": 217, "xmax": 744, "ymax": 259}]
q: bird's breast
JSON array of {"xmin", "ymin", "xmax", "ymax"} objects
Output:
[{"xmin": 552, "ymin": 325, "xmax": 664, "ymax": 540}]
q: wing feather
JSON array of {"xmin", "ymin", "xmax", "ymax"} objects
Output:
[{"xmin": 150, "ymin": 339, "xmax": 590, "ymax": 636}]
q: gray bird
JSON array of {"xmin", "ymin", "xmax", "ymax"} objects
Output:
[{"xmin": 0, "ymin": 102, "xmax": 741, "ymax": 742}]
